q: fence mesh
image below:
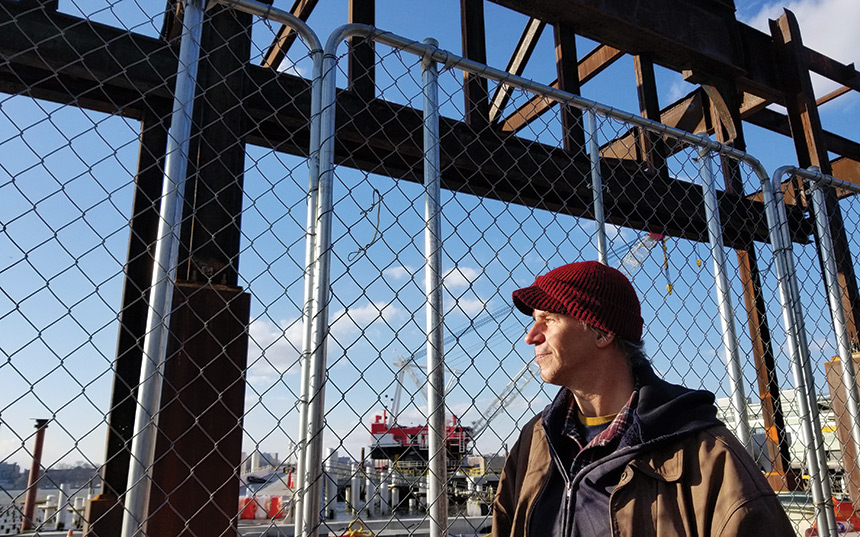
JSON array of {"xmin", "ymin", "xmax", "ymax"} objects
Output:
[{"xmin": 1, "ymin": 3, "xmax": 859, "ymax": 537}]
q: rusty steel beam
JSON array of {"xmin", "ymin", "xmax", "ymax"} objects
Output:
[
  {"xmin": 805, "ymin": 48, "xmax": 860, "ymax": 92},
  {"xmin": 499, "ymin": 43, "xmax": 622, "ymax": 133},
  {"xmin": 489, "ymin": 17, "xmax": 545, "ymax": 123},
  {"xmin": 490, "ymin": 0, "xmax": 787, "ymax": 102},
  {"xmin": 177, "ymin": 4, "xmax": 251, "ymax": 286},
  {"xmin": 816, "ymin": 85, "xmax": 851, "ymax": 107},
  {"xmin": 598, "ymin": 84, "xmax": 860, "ymax": 169},
  {"xmin": 832, "ymin": 157, "xmax": 860, "ymax": 188},
  {"xmin": 488, "ymin": 0, "xmax": 745, "ymax": 73},
  {"xmin": 102, "ymin": 104, "xmax": 170, "ymax": 498},
  {"xmin": 773, "ymin": 9, "xmax": 860, "ymax": 337},
  {"xmin": 0, "ymin": 1, "xmax": 815, "ymax": 250},
  {"xmin": 261, "ymin": 0, "xmax": 318, "ymax": 70},
  {"xmin": 599, "ymin": 89, "xmax": 706, "ymax": 162},
  {"xmin": 146, "ymin": 283, "xmax": 250, "ymax": 537}
]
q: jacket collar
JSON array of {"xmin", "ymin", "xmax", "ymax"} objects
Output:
[{"xmin": 540, "ymin": 363, "xmax": 722, "ymax": 452}]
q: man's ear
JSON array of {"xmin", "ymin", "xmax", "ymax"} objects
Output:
[{"xmin": 594, "ymin": 331, "xmax": 615, "ymax": 349}]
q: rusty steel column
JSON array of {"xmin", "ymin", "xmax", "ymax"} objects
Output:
[
  {"xmin": 553, "ymin": 22, "xmax": 583, "ymax": 152},
  {"xmin": 83, "ymin": 104, "xmax": 170, "ymax": 537},
  {"xmin": 703, "ymin": 80, "xmax": 795, "ymax": 490},
  {"xmin": 772, "ymin": 11, "xmax": 860, "ymax": 346},
  {"xmin": 21, "ymin": 419, "xmax": 49, "ymax": 532},
  {"xmin": 144, "ymin": 4, "xmax": 253, "ymax": 536},
  {"xmin": 460, "ymin": 0, "xmax": 489, "ymax": 129},
  {"xmin": 145, "ymin": 282, "xmax": 250, "ymax": 537},
  {"xmin": 348, "ymin": 0, "xmax": 375, "ymax": 100},
  {"xmin": 772, "ymin": 11, "xmax": 860, "ymax": 506},
  {"xmin": 632, "ymin": 54, "xmax": 668, "ymax": 178}
]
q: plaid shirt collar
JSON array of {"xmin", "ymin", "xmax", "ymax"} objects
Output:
[{"xmin": 563, "ymin": 389, "xmax": 639, "ymax": 450}]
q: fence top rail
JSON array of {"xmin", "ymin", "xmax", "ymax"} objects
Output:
[
  {"xmin": 323, "ymin": 23, "xmax": 770, "ymax": 181},
  {"xmin": 774, "ymin": 165, "xmax": 860, "ymax": 195},
  {"xmin": 217, "ymin": 0, "xmax": 323, "ymax": 53}
]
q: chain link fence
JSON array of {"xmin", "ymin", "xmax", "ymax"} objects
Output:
[{"xmin": 2, "ymin": 2, "xmax": 860, "ymax": 537}]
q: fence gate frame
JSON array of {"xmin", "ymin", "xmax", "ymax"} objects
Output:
[{"xmin": 4, "ymin": 2, "xmax": 860, "ymax": 537}]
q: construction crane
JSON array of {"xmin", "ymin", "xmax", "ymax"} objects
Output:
[
  {"xmin": 470, "ymin": 362, "xmax": 537, "ymax": 437},
  {"xmin": 388, "ymin": 305, "xmax": 511, "ymax": 420},
  {"xmin": 369, "ymin": 305, "xmax": 510, "ymax": 461}
]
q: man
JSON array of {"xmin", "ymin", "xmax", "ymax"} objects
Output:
[{"xmin": 492, "ymin": 260, "xmax": 794, "ymax": 537}]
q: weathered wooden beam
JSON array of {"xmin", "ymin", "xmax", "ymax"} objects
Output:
[
  {"xmin": 261, "ymin": 0, "xmax": 318, "ymax": 70},
  {"xmin": 499, "ymin": 43, "xmax": 622, "ymax": 133},
  {"xmin": 461, "ymin": 0, "xmax": 490, "ymax": 129},
  {"xmin": 489, "ymin": 17, "xmax": 544, "ymax": 123}
]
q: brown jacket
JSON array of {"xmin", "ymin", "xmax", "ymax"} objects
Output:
[{"xmin": 493, "ymin": 386, "xmax": 795, "ymax": 537}]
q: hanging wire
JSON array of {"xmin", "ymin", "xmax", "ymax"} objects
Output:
[{"xmin": 349, "ymin": 188, "xmax": 382, "ymax": 261}]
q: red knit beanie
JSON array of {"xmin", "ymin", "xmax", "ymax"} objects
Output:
[{"xmin": 512, "ymin": 261, "xmax": 643, "ymax": 342}]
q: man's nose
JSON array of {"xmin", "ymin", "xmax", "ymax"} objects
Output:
[{"xmin": 525, "ymin": 324, "xmax": 543, "ymax": 345}]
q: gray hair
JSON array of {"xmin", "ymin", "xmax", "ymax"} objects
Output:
[
  {"xmin": 614, "ymin": 337, "xmax": 650, "ymax": 368},
  {"xmin": 582, "ymin": 320, "xmax": 650, "ymax": 368}
]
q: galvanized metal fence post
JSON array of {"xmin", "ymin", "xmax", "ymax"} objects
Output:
[
  {"xmin": 120, "ymin": 1, "xmax": 206, "ymax": 535},
  {"xmin": 422, "ymin": 37, "xmax": 448, "ymax": 537},
  {"xmin": 587, "ymin": 108, "xmax": 607, "ymax": 265},
  {"xmin": 762, "ymin": 166, "xmax": 837, "ymax": 537},
  {"xmin": 209, "ymin": 3, "xmax": 327, "ymax": 536},
  {"xmin": 697, "ymin": 147, "xmax": 751, "ymax": 452},
  {"xmin": 804, "ymin": 166, "xmax": 860, "ymax": 502},
  {"xmin": 292, "ymin": 22, "xmax": 352, "ymax": 537}
]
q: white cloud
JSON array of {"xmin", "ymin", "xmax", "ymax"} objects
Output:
[
  {"xmin": 277, "ymin": 60, "xmax": 310, "ymax": 78},
  {"xmin": 443, "ymin": 266, "xmax": 480, "ymax": 290},
  {"xmin": 329, "ymin": 301, "xmax": 402, "ymax": 339},
  {"xmin": 741, "ymin": 0, "xmax": 860, "ymax": 96},
  {"xmin": 603, "ymin": 222, "xmax": 639, "ymax": 244},
  {"xmin": 384, "ymin": 265, "xmax": 413, "ymax": 280},
  {"xmin": 665, "ymin": 79, "xmax": 696, "ymax": 107},
  {"xmin": 447, "ymin": 297, "xmax": 487, "ymax": 316},
  {"xmin": 246, "ymin": 317, "xmax": 304, "ymax": 382}
]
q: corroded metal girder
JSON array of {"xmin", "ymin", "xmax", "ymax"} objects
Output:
[{"xmin": 0, "ymin": 0, "xmax": 816, "ymax": 249}]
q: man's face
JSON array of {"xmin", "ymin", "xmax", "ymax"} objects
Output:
[{"xmin": 525, "ymin": 309, "xmax": 599, "ymax": 387}]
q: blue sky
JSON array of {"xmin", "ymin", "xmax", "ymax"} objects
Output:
[{"xmin": 1, "ymin": 0, "xmax": 859, "ymax": 473}]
